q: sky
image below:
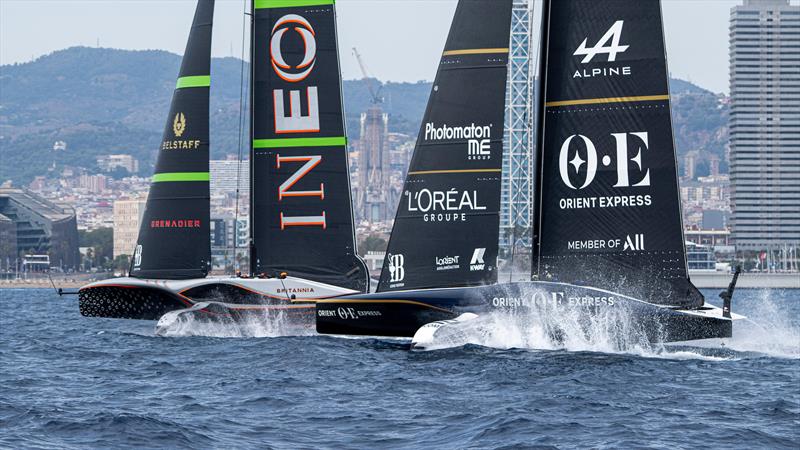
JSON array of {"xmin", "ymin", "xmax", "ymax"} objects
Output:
[{"xmin": 1, "ymin": 0, "xmax": 796, "ymax": 94}]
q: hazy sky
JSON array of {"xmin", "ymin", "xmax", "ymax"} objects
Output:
[{"xmin": 2, "ymin": 0, "xmax": 796, "ymax": 94}]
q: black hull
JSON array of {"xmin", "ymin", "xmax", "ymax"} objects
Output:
[
  {"xmin": 79, "ymin": 285, "xmax": 190, "ymax": 320},
  {"xmin": 316, "ymin": 282, "xmax": 734, "ymax": 343}
]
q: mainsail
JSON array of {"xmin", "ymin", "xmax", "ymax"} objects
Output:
[
  {"xmin": 251, "ymin": 0, "xmax": 368, "ymax": 292},
  {"xmin": 533, "ymin": 0, "xmax": 702, "ymax": 308},
  {"xmin": 131, "ymin": 0, "xmax": 214, "ymax": 280},
  {"xmin": 377, "ymin": 0, "xmax": 514, "ymax": 292}
]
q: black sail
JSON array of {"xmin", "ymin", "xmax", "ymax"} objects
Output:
[
  {"xmin": 251, "ymin": 0, "xmax": 368, "ymax": 292},
  {"xmin": 377, "ymin": 0, "xmax": 513, "ymax": 292},
  {"xmin": 533, "ymin": 0, "xmax": 702, "ymax": 308},
  {"xmin": 131, "ymin": 0, "xmax": 214, "ymax": 280}
]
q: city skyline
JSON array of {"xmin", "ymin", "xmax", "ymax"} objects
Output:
[{"xmin": 5, "ymin": 0, "xmax": 799, "ymax": 94}]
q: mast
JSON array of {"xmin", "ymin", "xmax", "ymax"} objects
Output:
[
  {"xmin": 130, "ymin": 0, "xmax": 214, "ymax": 280},
  {"xmin": 531, "ymin": 0, "xmax": 551, "ymax": 280},
  {"xmin": 249, "ymin": 0, "xmax": 256, "ymax": 276}
]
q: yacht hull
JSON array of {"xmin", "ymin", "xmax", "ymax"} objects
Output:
[
  {"xmin": 79, "ymin": 276, "xmax": 355, "ymax": 321},
  {"xmin": 315, "ymin": 281, "xmax": 740, "ymax": 343}
]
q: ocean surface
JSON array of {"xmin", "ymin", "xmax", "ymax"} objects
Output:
[{"xmin": 1, "ymin": 288, "xmax": 798, "ymax": 449}]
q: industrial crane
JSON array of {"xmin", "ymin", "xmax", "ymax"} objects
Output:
[{"xmin": 352, "ymin": 47, "xmax": 384, "ymax": 105}]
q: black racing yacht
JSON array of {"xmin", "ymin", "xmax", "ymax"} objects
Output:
[
  {"xmin": 315, "ymin": 0, "xmax": 744, "ymax": 344},
  {"xmin": 79, "ymin": 0, "xmax": 369, "ymax": 322}
]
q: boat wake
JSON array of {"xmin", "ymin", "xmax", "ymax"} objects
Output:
[
  {"xmin": 154, "ymin": 302, "xmax": 316, "ymax": 338},
  {"xmin": 412, "ymin": 287, "xmax": 800, "ymax": 360}
]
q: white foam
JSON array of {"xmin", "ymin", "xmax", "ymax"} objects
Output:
[
  {"xmin": 412, "ymin": 285, "xmax": 799, "ymax": 361},
  {"xmin": 154, "ymin": 302, "xmax": 316, "ymax": 338}
]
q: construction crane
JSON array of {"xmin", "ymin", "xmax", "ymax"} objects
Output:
[{"xmin": 352, "ymin": 47, "xmax": 384, "ymax": 105}]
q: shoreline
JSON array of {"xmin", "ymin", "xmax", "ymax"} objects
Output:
[{"xmin": 1, "ymin": 273, "xmax": 798, "ymax": 290}]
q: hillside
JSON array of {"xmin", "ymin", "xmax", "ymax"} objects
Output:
[{"xmin": 0, "ymin": 47, "xmax": 728, "ymax": 183}]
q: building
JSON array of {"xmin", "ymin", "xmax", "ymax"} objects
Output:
[
  {"xmin": 209, "ymin": 217, "xmax": 249, "ymax": 271},
  {"xmin": 355, "ymin": 106, "xmax": 394, "ymax": 222},
  {"xmin": 97, "ymin": 154, "xmax": 139, "ymax": 174},
  {"xmin": 210, "ymin": 160, "xmax": 249, "ymax": 197},
  {"xmin": 0, "ymin": 213, "xmax": 17, "ymax": 264},
  {"xmin": 113, "ymin": 198, "xmax": 146, "ymax": 258},
  {"xmin": 500, "ymin": 0, "xmax": 534, "ymax": 252},
  {"xmin": 729, "ymin": 0, "xmax": 800, "ymax": 260},
  {"xmin": 0, "ymin": 188, "xmax": 80, "ymax": 270},
  {"xmin": 683, "ymin": 151, "xmax": 698, "ymax": 181}
]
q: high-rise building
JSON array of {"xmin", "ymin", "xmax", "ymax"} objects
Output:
[
  {"xmin": 210, "ymin": 160, "xmax": 249, "ymax": 197},
  {"xmin": 500, "ymin": 0, "xmax": 534, "ymax": 252},
  {"xmin": 113, "ymin": 198, "xmax": 146, "ymax": 258},
  {"xmin": 729, "ymin": 0, "xmax": 800, "ymax": 259},
  {"xmin": 356, "ymin": 106, "xmax": 393, "ymax": 223}
]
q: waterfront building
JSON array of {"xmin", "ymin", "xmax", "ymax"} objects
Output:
[
  {"xmin": 500, "ymin": 0, "xmax": 534, "ymax": 253},
  {"xmin": 729, "ymin": 0, "xmax": 800, "ymax": 264},
  {"xmin": 112, "ymin": 198, "xmax": 146, "ymax": 258},
  {"xmin": 0, "ymin": 188, "xmax": 80, "ymax": 270}
]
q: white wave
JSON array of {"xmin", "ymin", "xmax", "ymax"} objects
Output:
[
  {"xmin": 412, "ymin": 285, "xmax": 743, "ymax": 361},
  {"xmin": 720, "ymin": 290, "xmax": 800, "ymax": 359},
  {"xmin": 154, "ymin": 302, "xmax": 316, "ymax": 338}
]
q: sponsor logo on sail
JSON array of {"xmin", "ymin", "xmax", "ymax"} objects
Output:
[
  {"xmin": 435, "ymin": 255, "xmax": 460, "ymax": 271},
  {"xmin": 271, "ymin": 14, "xmax": 320, "ymax": 133},
  {"xmin": 573, "ymin": 20, "xmax": 631, "ymax": 79},
  {"xmin": 269, "ymin": 13, "xmax": 326, "ymax": 230},
  {"xmin": 424, "ymin": 122, "xmax": 492, "ymax": 160},
  {"xmin": 388, "ymin": 253, "xmax": 405, "ymax": 283},
  {"xmin": 556, "ymin": 132, "xmax": 652, "ymax": 210},
  {"xmin": 567, "ymin": 233, "xmax": 645, "ymax": 252},
  {"xmin": 173, "ymin": 112, "xmax": 186, "ymax": 137},
  {"xmin": 469, "ymin": 248, "xmax": 486, "ymax": 271},
  {"xmin": 133, "ymin": 244, "xmax": 142, "ymax": 269},
  {"xmin": 150, "ymin": 219, "xmax": 202, "ymax": 228},
  {"xmin": 162, "ymin": 112, "xmax": 201, "ymax": 150},
  {"xmin": 623, "ymin": 234, "xmax": 645, "ymax": 251},
  {"xmin": 405, "ymin": 188, "xmax": 487, "ymax": 222}
]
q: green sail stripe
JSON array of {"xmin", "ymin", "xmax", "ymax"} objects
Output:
[
  {"xmin": 254, "ymin": 0, "xmax": 334, "ymax": 9},
  {"xmin": 175, "ymin": 75, "xmax": 211, "ymax": 89},
  {"xmin": 152, "ymin": 172, "xmax": 210, "ymax": 182},
  {"xmin": 253, "ymin": 136, "xmax": 346, "ymax": 148}
]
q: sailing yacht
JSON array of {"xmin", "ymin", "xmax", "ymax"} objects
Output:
[
  {"xmin": 79, "ymin": 0, "xmax": 369, "ymax": 321},
  {"xmin": 315, "ymin": 0, "xmax": 744, "ymax": 344}
]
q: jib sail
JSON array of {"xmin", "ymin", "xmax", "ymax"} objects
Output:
[
  {"xmin": 131, "ymin": 0, "xmax": 214, "ymax": 280},
  {"xmin": 251, "ymin": 0, "xmax": 368, "ymax": 292},
  {"xmin": 377, "ymin": 0, "xmax": 513, "ymax": 292},
  {"xmin": 533, "ymin": 0, "xmax": 702, "ymax": 308}
]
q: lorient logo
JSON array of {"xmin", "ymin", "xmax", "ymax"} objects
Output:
[
  {"xmin": 573, "ymin": 20, "xmax": 631, "ymax": 79},
  {"xmin": 423, "ymin": 122, "xmax": 492, "ymax": 160},
  {"xmin": 388, "ymin": 254, "xmax": 405, "ymax": 283},
  {"xmin": 435, "ymin": 255, "xmax": 460, "ymax": 271}
]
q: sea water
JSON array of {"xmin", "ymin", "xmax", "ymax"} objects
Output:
[{"xmin": 1, "ymin": 288, "xmax": 798, "ymax": 448}]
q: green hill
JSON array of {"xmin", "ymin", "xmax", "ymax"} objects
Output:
[{"xmin": 0, "ymin": 46, "xmax": 728, "ymax": 184}]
